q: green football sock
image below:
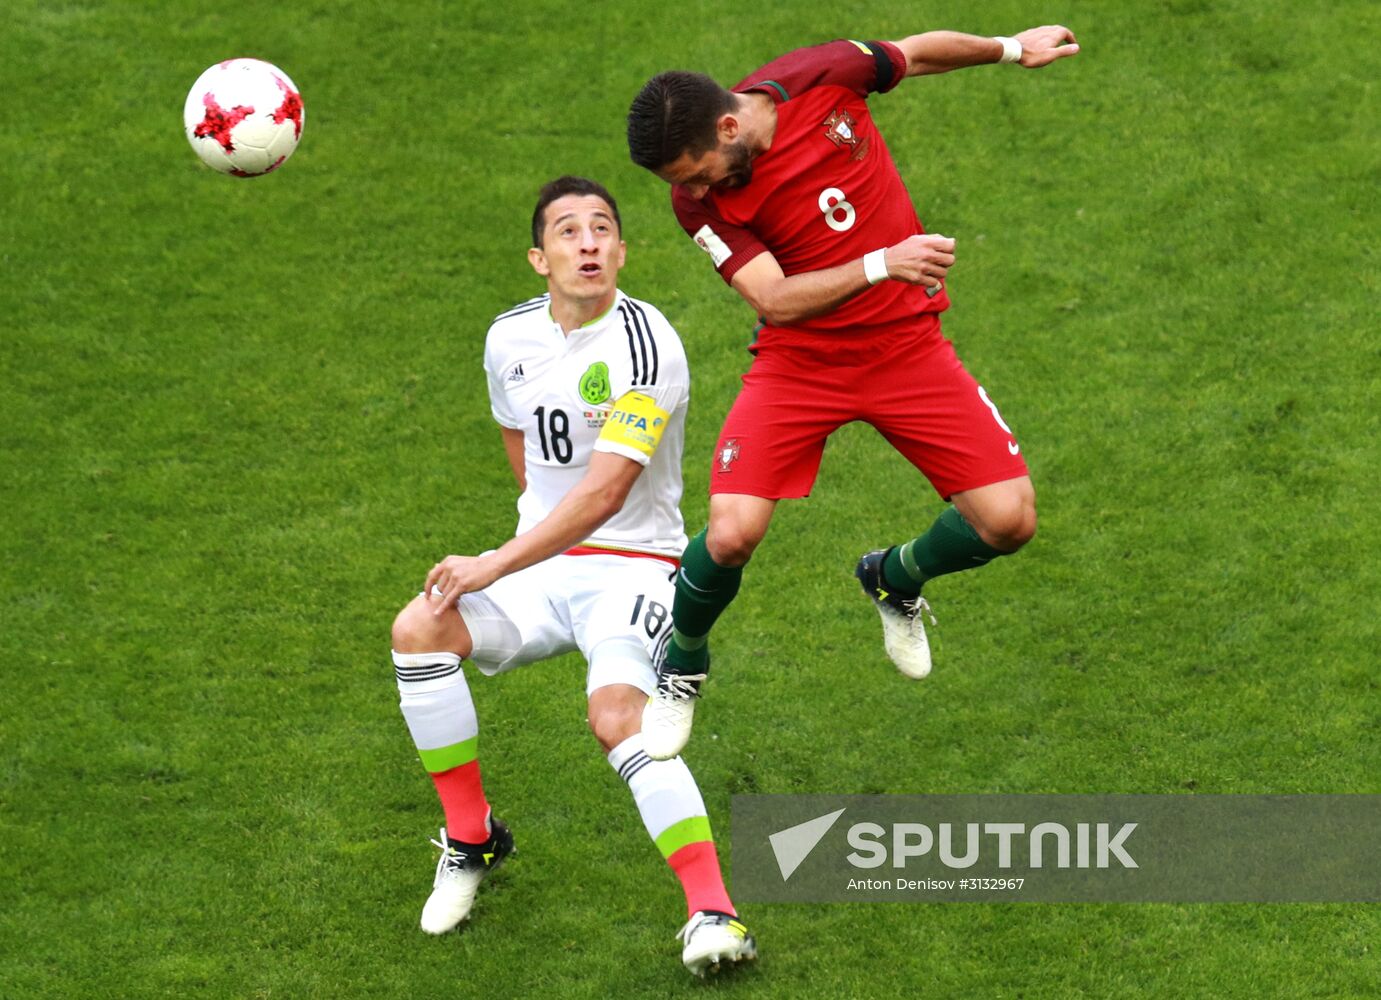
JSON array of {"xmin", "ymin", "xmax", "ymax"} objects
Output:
[
  {"xmin": 882, "ymin": 506, "xmax": 1006, "ymax": 597},
  {"xmin": 665, "ymin": 529, "xmax": 742, "ymax": 674}
]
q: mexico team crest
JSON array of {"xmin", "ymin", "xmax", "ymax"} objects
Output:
[
  {"xmin": 822, "ymin": 109, "xmax": 870, "ymax": 162},
  {"xmin": 717, "ymin": 439, "xmax": 741, "ymax": 473},
  {"xmin": 579, "ymin": 361, "xmax": 611, "ymax": 405}
]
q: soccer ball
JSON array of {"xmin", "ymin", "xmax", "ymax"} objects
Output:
[{"xmin": 183, "ymin": 58, "xmax": 304, "ymax": 177}]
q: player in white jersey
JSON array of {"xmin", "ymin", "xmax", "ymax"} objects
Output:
[{"xmin": 389, "ymin": 177, "xmax": 754, "ymax": 977}]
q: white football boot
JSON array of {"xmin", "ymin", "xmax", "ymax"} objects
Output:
[
  {"xmin": 419, "ymin": 821, "xmax": 514, "ymax": 934},
  {"xmin": 855, "ymin": 549, "xmax": 936, "ymax": 679},
  {"xmin": 676, "ymin": 910, "xmax": 757, "ymax": 977},
  {"xmin": 642, "ymin": 668, "xmax": 706, "ymax": 761}
]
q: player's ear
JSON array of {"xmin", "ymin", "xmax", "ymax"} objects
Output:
[
  {"xmin": 527, "ymin": 247, "xmax": 549, "ymax": 276},
  {"xmin": 614, "ymin": 240, "xmax": 627, "ymax": 270},
  {"xmin": 717, "ymin": 113, "xmax": 740, "ymax": 143}
]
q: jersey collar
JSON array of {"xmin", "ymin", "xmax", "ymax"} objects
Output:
[{"xmin": 550, "ymin": 290, "xmax": 626, "ymax": 338}]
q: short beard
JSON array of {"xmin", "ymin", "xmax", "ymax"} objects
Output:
[{"xmin": 720, "ymin": 140, "xmax": 754, "ymax": 188}]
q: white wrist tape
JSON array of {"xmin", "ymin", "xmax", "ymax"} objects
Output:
[
  {"xmin": 994, "ymin": 36, "xmax": 1022, "ymax": 65},
  {"xmin": 863, "ymin": 248, "xmax": 889, "ymax": 285}
]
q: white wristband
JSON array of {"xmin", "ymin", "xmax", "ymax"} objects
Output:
[
  {"xmin": 863, "ymin": 248, "xmax": 889, "ymax": 285},
  {"xmin": 994, "ymin": 36, "xmax": 1022, "ymax": 65}
]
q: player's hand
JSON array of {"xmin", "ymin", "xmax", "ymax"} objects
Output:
[
  {"xmin": 884, "ymin": 234, "xmax": 955, "ymax": 291},
  {"xmin": 1013, "ymin": 25, "xmax": 1079, "ymax": 67},
  {"xmin": 425, "ymin": 554, "xmax": 503, "ymax": 615}
]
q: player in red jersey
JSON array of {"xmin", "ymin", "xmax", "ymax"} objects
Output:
[{"xmin": 626, "ymin": 26, "xmax": 1079, "ymax": 758}]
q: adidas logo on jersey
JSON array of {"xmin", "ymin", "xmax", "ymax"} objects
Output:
[{"xmin": 507, "ymin": 364, "xmax": 526, "ymax": 383}]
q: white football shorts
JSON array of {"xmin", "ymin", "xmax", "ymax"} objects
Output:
[{"xmin": 452, "ymin": 553, "xmax": 676, "ymax": 696}]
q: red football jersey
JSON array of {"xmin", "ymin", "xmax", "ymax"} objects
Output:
[{"xmin": 673, "ymin": 39, "xmax": 950, "ymax": 341}]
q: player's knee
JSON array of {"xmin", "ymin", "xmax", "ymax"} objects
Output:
[
  {"xmin": 391, "ymin": 597, "xmax": 446, "ymax": 653},
  {"xmin": 587, "ymin": 690, "xmax": 643, "ymax": 752},
  {"xmin": 705, "ymin": 521, "xmax": 761, "ymax": 566},
  {"xmin": 985, "ymin": 498, "xmax": 1037, "ymax": 552}
]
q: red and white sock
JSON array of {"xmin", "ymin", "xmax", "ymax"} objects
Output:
[
  {"xmin": 393, "ymin": 651, "xmax": 490, "ymax": 843},
  {"xmin": 608, "ymin": 733, "xmax": 735, "ymax": 917}
]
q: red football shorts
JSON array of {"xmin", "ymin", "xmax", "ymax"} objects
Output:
[{"xmin": 708, "ymin": 317, "xmax": 1030, "ymax": 501}]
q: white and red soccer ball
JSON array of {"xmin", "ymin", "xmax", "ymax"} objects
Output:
[{"xmin": 183, "ymin": 58, "xmax": 304, "ymax": 177}]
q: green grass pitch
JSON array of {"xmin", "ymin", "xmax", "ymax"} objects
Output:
[{"xmin": 2, "ymin": 0, "xmax": 1377, "ymax": 996}]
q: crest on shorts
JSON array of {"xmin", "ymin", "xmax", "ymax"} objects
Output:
[
  {"xmin": 822, "ymin": 109, "xmax": 869, "ymax": 161},
  {"xmin": 579, "ymin": 361, "xmax": 611, "ymax": 405},
  {"xmin": 717, "ymin": 439, "xmax": 741, "ymax": 473}
]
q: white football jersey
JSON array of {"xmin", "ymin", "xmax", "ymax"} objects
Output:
[{"xmin": 484, "ymin": 290, "xmax": 689, "ymax": 559}]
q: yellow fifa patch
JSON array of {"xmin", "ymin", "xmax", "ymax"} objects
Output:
[
  {"xmin": 848, "ymin": 39, "xmax": 872, "ymax": 55},
  {"xmin": 598, "ymin": 391, "xmax": 670, "ymax": 457}
]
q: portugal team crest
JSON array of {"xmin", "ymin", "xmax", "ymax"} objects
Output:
[
  {"xmin": 717, "ymin": 439, "xmax": 741, "ymax": 473},
  {"xmin": 822, "ymin": 109, "xmax": 870, "ymax": 161}
]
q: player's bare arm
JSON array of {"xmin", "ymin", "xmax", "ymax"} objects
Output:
[
  {"xmin": 427, "ymin": 449, "xmax": 644, "ymax": 611},
  {"xmin": 731, "ymin": 234, "xmax": 955, "ymax": 326},
  {"xmin": 500, "ymin": 425, "xmax": 527, "ymax": 490},
  {"xmin": 895, "ymin": 25, "xmax": 1079, "ymax": 76}
]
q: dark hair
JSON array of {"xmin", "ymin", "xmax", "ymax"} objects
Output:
[
  {"xmin": 627, "ymin": 71, "xmax": 736, "ymax": 171},
  {"xmin": 531, "ymin": 176, "xmax": 622, "ymax": 248}
]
